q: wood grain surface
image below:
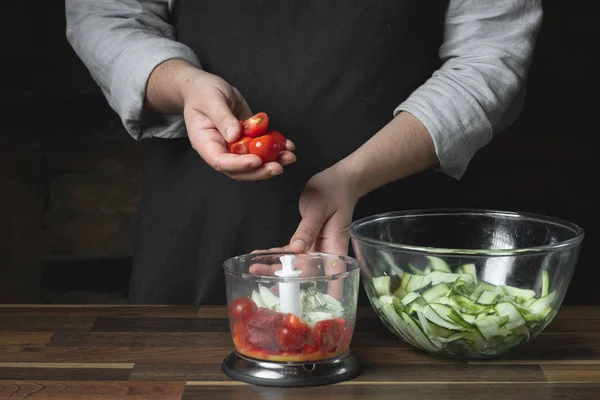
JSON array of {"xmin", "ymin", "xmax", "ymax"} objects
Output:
[{"xmin": 0, "ymin": 305, "xmax": 599, "ymax": 399}]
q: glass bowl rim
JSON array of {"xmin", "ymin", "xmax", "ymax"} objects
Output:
[
  {"xmin": 222, "ymin": 251, "xmax": 361, "ymax": 282},
  {"xmin": 349, "ymin": 208, "xmax": 585, "ymax": 257}
]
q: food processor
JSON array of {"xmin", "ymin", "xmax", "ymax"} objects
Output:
[{"xmin": 221, "ymin": 252, "xmax": 363, "ymax": 387}]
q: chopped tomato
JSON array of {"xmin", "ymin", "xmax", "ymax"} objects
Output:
[
  {"xmin": 228, "ymin": 297, "xmax": 257, "ymax": 323},
  {"xmin": 238, "ymin": 308, "xmax": 351, "ymax": 361},
  {"xmin": 245, "ymin": 308, "xmax": 285, "ymax": 351},
  {"xmin": 241, "ymin": 112, "xmax": 269, "ymax": 138},
  {"xmin": 249, "ymin": 134, "xmax": 280, "ymax": 163},
  {"xmin": 283, "ymin": 313, "xmax": 310, "ymax": 334},
  {"xmin": 302, "ymin": 343, "xmax": 319, "ymax": 355},
  {"xmin": 232, "ymin": 321, "xmax": 246, "ymax": 349},
  {"xmin": 228, "ymin": 136, "xmax": 253, "ymax": 155},
  {"xmin": 265, "ymin": 130, "xmax": 287, "ymax": 151},
  {"xmin": 312, "ymin": 318, "xmax": 344, "ymax": 353},
  {"xmin": 275, "ymin": 313, "xmax": 311, "ymax": 352},
  {"xmin": 276, "ymin": 326, "xmax": 305, "ymax": 353}
]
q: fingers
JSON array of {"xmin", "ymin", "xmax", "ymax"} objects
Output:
[
  {"xmin": 199, "ymin": 90, "xmax": 242, "ymax": 143},
  {"xmin": 224, "ymin": 152, "xmax": 296, "ymax": 181},
  {"xmin": 189, "ymin": 127, "xmax": 296, "ymax": 179},
  {"xmin": 248, "ymin": 258, "xmax": 320, "ymax": 278},
  {"xmin": 278, "ymin": 151, "xmax": 297, "ymax": 166},
  {"xmin": 248, "ymin": 247, "xmax": 315, "ymax": 277},
  {"xmin": 290, "ymin": 196, "xmax": 327, "ymax": 253},
  {"xmin": 248, "ymin": 263, "xmax": 278, "ymax": 276},
  {"xmin": 226, "ymin": 162, "xmax": 283, "ymax": 181},
  {"xmin": 250, "ymin": 247, "xmax": 290, "ymax": 255},
  {"xmin": 186, "ymin": 109, "xmax": 264, "ymax": 175},
  {"xmin": 192, "ymin": 133, "xmax": 263, "ymax": 174},
  {"xmin": 232, "ymin": 87, "xmax": 253, "ymax": 120}
]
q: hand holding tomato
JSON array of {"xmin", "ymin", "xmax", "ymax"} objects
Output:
[
  {"xmin": 230, "ymin": 130, "xmax": 287, "ymax": 164},
  {"xmin": 174, "ymin": 64, "xmax": 295, "ymax": 180}
]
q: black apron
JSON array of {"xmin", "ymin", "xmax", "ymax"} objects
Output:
[{"xmin": 129, "ymin": 0, "xmax": 451, "ymax": 305}]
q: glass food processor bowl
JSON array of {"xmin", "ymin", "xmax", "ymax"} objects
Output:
[{"xmin": 221, "ymin": 251, "xmax": 362, "ymax": 387}]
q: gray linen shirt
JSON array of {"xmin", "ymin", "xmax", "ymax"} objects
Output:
[{"xmin": 65, "ymin": 0, "xmax": 543, "ymax": 179}]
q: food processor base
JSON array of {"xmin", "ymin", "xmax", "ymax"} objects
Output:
[{"xmin": 221, "ymin": 350, "xmax": 362, "ymax": 387}]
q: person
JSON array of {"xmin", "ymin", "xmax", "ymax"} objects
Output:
[{"xmin": 65, "ymin": 0, "xmax": 543, "ymax": 305}]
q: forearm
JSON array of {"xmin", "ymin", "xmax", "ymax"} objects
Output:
[
  {"xmin": 338, "ymin": 111, "xmax": 438, "ymax": 199},
  {"xmin": 65, "ymin": 0, "xmax": 201, "ymax": 140},
  {"xmin": 395, "ymin": 0, "xmax": 543, "ymax": 179},
  {"xmin": 144, "ymin": 59, "xmax": 200, "ymax": 114}
]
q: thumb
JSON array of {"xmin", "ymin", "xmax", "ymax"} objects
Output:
[
  {"xmin": 290, "ymin": 198, "xmax": 327, "ymax": 253},
  {"xmin": 202, "ymin": 93, "xmax": 241, "ymax": 143}
]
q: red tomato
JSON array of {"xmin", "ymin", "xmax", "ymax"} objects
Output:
[
  {"xmin": 276, "ymin": 326, "xmax": 304, "ymax": 353},
  {"xmin": 229, "ymin": 297, "xmax": 257, "ymax": 323},
  {"xmin": 249, "ymin": 135, "xmax": 280, "ymax": 163},
  {"xmin": 302, "ymin": 343, "xmax": 319, "ymax": 355},
  {"xmin": 283, "ymin": 313, "xmax": 310, "ymax": 334},
  {"xmin": 265, "ymin": 130, "xmax": 287, "ymax": 151},
  {"xmin": 312, "ymin": 318, "xmax": 344, "ymax": 353},
  {"xmin": 228, "ymin": 136, "xmax": 253, "ymax": 155},
  {"xmin": 275, "ymin": 313, "xmax": 311, "ymax": 353},
  {"xmin": 241, "ymin": 112, "xmax": 269, "ymax": 138}
]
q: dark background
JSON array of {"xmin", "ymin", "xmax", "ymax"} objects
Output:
[{"xmin": 0, "ymin": 1, "xmax": 597, "ymax": 305}]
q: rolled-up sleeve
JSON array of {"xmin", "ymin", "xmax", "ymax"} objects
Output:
[
  {"xmin": 395, "ymin": 0, "xmax": 543, "ymax": 179},
  {"xmin": 65, "ymin": 0, "xmax": 200, "ymax": 140}
]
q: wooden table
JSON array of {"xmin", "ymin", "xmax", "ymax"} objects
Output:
[{"xmin": 0, "ymin": 305, "xmax": 598, "ymax": 399}]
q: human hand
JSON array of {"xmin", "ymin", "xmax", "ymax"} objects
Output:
[
  {"xmin": 174, "ymin": 64, "xmax": 296, "ymax": 180},
  {"xmin": 249, "ymin": 164, "xmax": 360, "ymax": 298},
  {"xmin": 286, "ymin": 164, "xmax": 359, "ymax": 256},
  {"xmin": 247, "ymin": 251, "xmax": 352, "ymax": 300}
]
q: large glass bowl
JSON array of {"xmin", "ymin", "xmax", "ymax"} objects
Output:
[
  {"xmin": 223, "ymin": 252, "xmax": 360, "ymax": 363},
  {"xmin": 349, "ymin": 209, "xmax": 584, "ymax": 360}
]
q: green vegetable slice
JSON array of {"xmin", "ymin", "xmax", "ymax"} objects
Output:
[
  {"xmin": 372, "ymin": 276, "xmax": 392, "ymax": 297},
  {"xmin": 373, "ymin": 260, "xmax": 558, "ymax": 358},
  {"xmin": 426, "ymin": 256, "xmax": 452, "ymax": 272},
  {"xmin": 541, "ymin": 270, "xmax": 550, "ymax": 297},
  {"xmin": 422, "ymin": 283, "xmax": 450, "ymax": 302}
]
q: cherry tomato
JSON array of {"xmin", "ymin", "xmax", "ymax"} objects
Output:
[
  {"xmin": 265, "ymin": 130, "xmax": 287, "ymax": 151},
  {"xmin": 283, "ymin": 313, "xmax": 310, "ymax": 333},
  {"xmin": 275, "ymin": 313, "xmax": 311, "ymax": 353},
  {"xmin": 312, "ymin": 318, "xmax": 344, "ymax": 353},
  {"xmin": 241, "ymin": 112, "xmax": 269, "ymax": 138},
  {"xmin": 228, "ymin": 136, "xmax": 253, "ymax": 155},
  {"xmin": 229, "ymin": 297, "xmax": 257, "ymax": 323},
  {"xmin": 249, "ymin": 135, "xmax": 280, "ymax": 163},
  {"xmin": 276, "ymin": 326, "xmax": 305, "ymax": 353},
  {"xmin": 302, "ymin": 343, "xmax": 319, "ymax": 355}
]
